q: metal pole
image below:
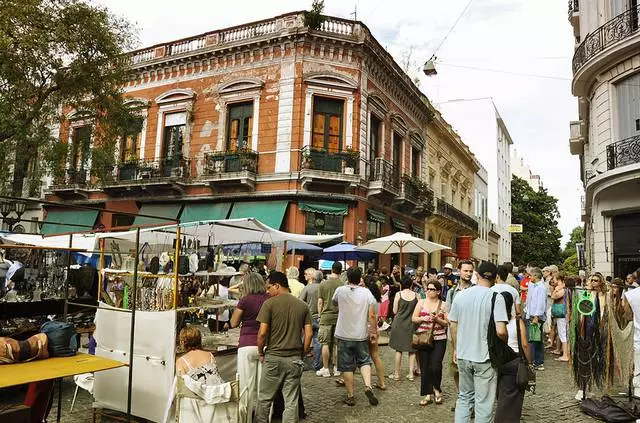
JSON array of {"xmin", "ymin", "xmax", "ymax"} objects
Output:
[
  {"xmin": 97, "ymin": 239, "xmax": 105, "ymax": 302},
  {"xmin": 126, "ymin": 227, "xmax": 140, "ymax": 421},
  {"xmin": 173, "ymin": 225, "xmax": 180, "ymax": 309},
  {"xmin": 57, "ymin": 234, "xmax": 73, "ymax": 423}
]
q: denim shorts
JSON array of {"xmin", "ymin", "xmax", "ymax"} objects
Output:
[{"xmin": 336, "ymin": 338, "xmax": 372, "ymax": 372}]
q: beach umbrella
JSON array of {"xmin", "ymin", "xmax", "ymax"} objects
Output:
[
  {"xmin": 319, "ymin": 242, "xmax": 377, "ymax": 262},
  {"xmin": 355, "ymin": 232, "xmax": 450, "ymax": 270}
]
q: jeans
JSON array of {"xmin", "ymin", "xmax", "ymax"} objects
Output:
[
  {"xmin": 237, "ymin": 346, "xmax": 261, "ymax": 423},
  {"xmin": 256, "ymin": 354, "xmax": 304, "ymax": 423},
  {"xmin": 336, "ymin": 338, "xmax": 372, "ymax": 372},
  {"xmin": 312, "ymin": 316, "xmax": 322, "ymax": 370},
  {"xmin": 526, "ymin": 320, "xmax": 545, "ymax": 366},
  {"xmin": 455, "ymin": 359, "xmax": 498, "ymax": 423},
  {"xmin": 495, "ymin": 358, "xmax": 524, "ymax": 423},
  {"xmin": 418, "ymin": 339, "xmax": 447, "ymax": 395}
]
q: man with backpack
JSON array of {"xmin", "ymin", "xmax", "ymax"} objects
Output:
[{"xmin": 449, "ymin": 261, "xmax": 508, "ymax": 423}]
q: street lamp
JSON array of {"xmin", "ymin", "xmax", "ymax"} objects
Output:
[
  {"xmin": 0, "ymin": 201, "xmax": 26, "ymax": 232},
  {"xmin": 423, "ymin": 58, "xmax": 438, "ymax": 76}
]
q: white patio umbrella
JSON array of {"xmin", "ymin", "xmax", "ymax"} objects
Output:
[{"xmin": 355, "ymin": 232, "xmax": 451, "ymax": 271}]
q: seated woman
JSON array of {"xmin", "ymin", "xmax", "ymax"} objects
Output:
[{"xmin": 176, "ymin": 326, "xmax": 223, "ymax": 386}]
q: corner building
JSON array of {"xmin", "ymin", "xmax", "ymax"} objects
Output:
[
  {"xmin": 45, "ymin": 12, "xmax": 480, "ymax": 269},
  {"xmin": 568, "ymin": 0, "xmax": 640, "ymax": 276}
]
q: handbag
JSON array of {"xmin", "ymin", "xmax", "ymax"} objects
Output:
[
  {"xmin": 528, "ymin": 322, "xmax": 542, "ymax": 342},
  {"xmin": 515, "ymin": 315, "xmax": 536, "ymax": 393},
  {"xmin": 551, "ymin": 302, "xmax": 566, "ymax": 318},
  {"xmin": 487, "ymin": 292, "xmax": 517, "ymax": 369},
  {"xmin": 411, "ymin": 299, "xmax": 441, "ymax": 349}
]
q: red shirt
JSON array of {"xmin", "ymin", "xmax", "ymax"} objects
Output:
[{"xmin": 520, "ymin": 277, "xmax": 530, "ymax": 302}]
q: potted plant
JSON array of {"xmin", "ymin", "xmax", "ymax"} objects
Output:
[
  {"xmin": 342, "ymin": 147, "xmax": 359, "ymax": 174},
  {"xmin": 237, "ymin": 149, "xmax": 258, "ymax": 172},
  {"xmin": 119, "ymin": 157, "xmax": 139, "ymax": 181},
  {"xmin": 301, "ymin": 148, "xmax": 312, "ymax": 169}
]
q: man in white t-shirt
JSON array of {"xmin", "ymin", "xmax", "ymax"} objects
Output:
[
  {"xmin": 492, "ymin": 265, "xmax": 522, "ymax": 318},
  {"xmin": 332, "ymin": 267, "xmax": 379, "ymax": 407},
  {"xmin": 623, "ymin": 286, "xmax": 640, "ymax": 397}
]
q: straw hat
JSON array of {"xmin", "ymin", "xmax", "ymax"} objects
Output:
[{"xmin": 211, "ymin": 263, "xmax": 241, "ymax": 277}]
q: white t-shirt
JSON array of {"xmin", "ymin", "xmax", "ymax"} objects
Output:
[
  {"xmin": 507, "ymin": 319, "xmax": 519, "ymax": 352},
  {"xmin": 625, "ymin": 288, "xmax": 640, "ymax": 349},
  {"xmin": 332, "ymin": 285, "xmax": 376, "ymax": 341},
  {"xmin": 492, "ymin": 283, "xmax": 521, "ymax": 318},
  {"xmin": 208, "ymin": 285, "xmax": 229, "ymax": 322}
]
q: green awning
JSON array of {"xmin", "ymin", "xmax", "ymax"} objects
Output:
[
  {"xmin": 299, "ymin": 202, "xmax": 348, "ymax": 216},
  {"xmin": 367, "ymin": 209, "xmax": 386, "ymax": 224},
  {"xmin": 411, "ymin": 224, "xmax": 424, "ymax": 238},
  {"xmin": 228, "ymin": 201, "xmax": 289, "ymax": 230},
  {"xmin": 133, "ymin": 203, "xmax": 182, "ymax": 227},
  {"xmin": 41, "ymin": 210, "xmax": 99, "ymax": 235},
  {"xmin": 181, "ymin": 203, "xmax": 232, "ymax": 224},
  {"xmin": 391, "ymin": 218, "xmax": 407, "ymax": 232}
]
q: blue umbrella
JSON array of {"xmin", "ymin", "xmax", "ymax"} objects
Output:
[
  {"xmin": 319, "ymin": 242, "xmax": 377, "ymax": 261},
  {"xmin": 286, "ymin": 241, "xmax": 322, "ymax": 254}
]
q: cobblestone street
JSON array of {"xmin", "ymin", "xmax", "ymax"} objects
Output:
[{"xmin": 36, "ymin": 343, "xmax": 618, "ymax": 422}]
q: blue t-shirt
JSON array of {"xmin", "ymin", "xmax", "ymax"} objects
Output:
[{"xmin": 448, "ymin": 285, "xmax": 509, "ymax": 363}]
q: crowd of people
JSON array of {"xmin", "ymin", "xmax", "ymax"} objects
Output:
[{"xmin": 175, "ymin": 258, "xmax": 640, "ymax": 423}]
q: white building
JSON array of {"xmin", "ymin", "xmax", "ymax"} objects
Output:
[
  {"xmin": 568, "ymin": 0, "xmax": 640, "ymax": 277},
  {"xmin": 438, "ymin": 98, "xmax": 513, "ymax": 263},
  {"xmin": 511, "ymin": 148, "xmax": 542, "ymax": 192},
  {"xmin": 473, "ymin": 163, "xmax": 490, "ymax": 261}
]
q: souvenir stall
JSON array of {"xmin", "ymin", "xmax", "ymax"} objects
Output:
[{"xmin": 90, "ymin": 218, "xmax": 341, "ymax": 423}]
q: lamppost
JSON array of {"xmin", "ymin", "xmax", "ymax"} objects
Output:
[{"xmin": 0, "ymin": 201, "xmax": 26, "ymax": 232}]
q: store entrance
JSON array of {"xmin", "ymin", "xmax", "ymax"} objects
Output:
[{"xmin": 612, "ymin": 212, "xmax": 640, "ymax": 278}]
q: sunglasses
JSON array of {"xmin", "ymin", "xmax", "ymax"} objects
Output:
[
  {"xmin": 426, "ymin": 287, "xmax": 439, "ymax": 292},
  {"xmin": 590, "ymin": 278, "xmax": 600, "ymax": 283}
]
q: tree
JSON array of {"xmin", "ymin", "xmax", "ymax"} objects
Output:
[
  {"xmin": 561, "ymin": 226, "xmax": 584, "ymax": 261},
  {"xmin": 560, "ymin": 252, "xmax": 579, "ymax": 275},
  {"xmin": 0, "ymin": 0, "xmax": 139, "ymax": 190},
  {"xmin": 304, "ymin": 0, "xmax": 326, "ymax": 30},
  {"xmin": 510, "ymin": 175, "xmax": 562, "ymax": 266}
]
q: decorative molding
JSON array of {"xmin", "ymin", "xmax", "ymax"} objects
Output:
[
  {"xmin": 391, "ymin": 113, "xmax": 408, "ymax": 134},
  {"xmin": 303, "ymin": 72, "xmax": 358, "ymax": 91},
  {"xmin": 217, "ymin": 77, "xmax": 264, "ymax": 94},
  {"xmin": 155, "ymin": 88, "xmax": 196, "ymax": 104}
]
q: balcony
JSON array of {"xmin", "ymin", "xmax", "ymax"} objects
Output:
[
  {"xmin": 569, "ymin": 120, "xmax": 585, "ymax": 155},
  {"xmin": 299, "ymin": 146, "xmax": 360, "ymax": 192},
  {"xmin": 606, "ymin": 135, "xmax": 640, "ymax": 170},
  {"xmin": 100, "ymin": 158, "xmax": 190, "ymax": 196},
  {"xmin": 435, "ymin": 198, "xmax": 479, "ymax": 233},
  {"xmin": 572, "ymin": 5, "xmax": 640, "ymax": 93},
  {"xmin": 49, "ymin": 169, "xmax": 90, "ymax": 199},
  {"xmin": 367, "ymin": 158, "xmax": 400, "ymax": 200},
  {"xmin": 199, "ymin": 149, "xmax": 258, "ymax": 191},
  {"xmin": 394, "ymin": 174, "xmax": 436, "ymax": 217}
]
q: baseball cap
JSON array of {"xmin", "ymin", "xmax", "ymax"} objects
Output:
[
  {"xmin": 477, "ymin": 261, "xmax": 498, "ymax": 280},
  {"xmin": 443, "ymin": 263, "xmax": 454, "ymax": 270}
]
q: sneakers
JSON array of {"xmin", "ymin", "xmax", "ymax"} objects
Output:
[
  {"xmin": 343, "ymin": 396, "xmax": 356, "ymax": 406},
  {"xmin": 534, "ymin": 365, "xmax": 545, "ymax": 371},
  {"xmin": 316, "ymin": 367, "xmax": 331, "ymax": 377},
  {"xmin": 365, "ymin": 388, "xmax": 379, "ymax": 406},
  {"xmin": 333, "ymin": 367, "xmax": 341, "ymax": 376}
]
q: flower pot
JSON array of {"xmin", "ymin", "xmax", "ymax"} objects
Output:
[{"xmin": 344, "ymin": 167, "xmax": 354, "ymax": 175}]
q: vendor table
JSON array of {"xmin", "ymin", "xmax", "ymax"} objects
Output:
[{"xmin": 0, "ymin": 353, "xmax": 124, "ymax": 389}]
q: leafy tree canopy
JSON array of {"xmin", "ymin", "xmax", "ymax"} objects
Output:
[
  {"xmin": 510, "ymin": 175, "xmax": 562, "ymax": 266},
  {"xmin": 0, "ymin": 0, "xmax": 139, "ymax": 189},
  {"xmin": 561, "ymin": 226, "xmax": 584, "ymax": 260}
]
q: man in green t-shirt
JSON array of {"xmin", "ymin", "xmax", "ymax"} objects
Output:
[
  {"xmin": 256, "ymin": 271, "xmax": 312, "ymax": 423},
  {"xmin": 316, "ymin": 261, "xmax": 342, "ymax": 377}
]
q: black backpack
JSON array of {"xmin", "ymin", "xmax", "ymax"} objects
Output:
[
  {"xmin": 487, "ymin": 292, "xmax": 517, "ymax": 369},
  {"xmin": 580, "ymin": 396, "xmax": 640, "ymax": 422}
]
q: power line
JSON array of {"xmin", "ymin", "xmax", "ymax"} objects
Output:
[
  {"xmin": 429, "ymin": 0, "xmax": 476, "ymax": 59},
  {"xmin": 436, "ymin": 62, "xmax": 572, "ymax": 81}
]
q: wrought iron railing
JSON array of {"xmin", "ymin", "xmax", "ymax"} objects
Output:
[
  {"xmin": 205, "ymin": 150, "xmax": 258, "ymax": 174},
  {"xmin": 606, "ymin": 135, "xmax": 640, "ymax": 169},
  {"xmin": 436, "ymin": 198, "xmax": 479, "ymax": 231},
  {"xmin": 369, "ymin": 157, "xmax": 400, "ymax": 190},
  {"xmin": 100, "ymin": 158, "xmax": 191, "ymax": 184},
  {"xmin": 52, "ymin": 168, "xmax": 88, "ymax": 188},
  {"xmin": 572, "ymin": 5, "xmax": 640, "ymax": 73},
  {"xmin": 300, "ymin": 146, "xmax": 359, "ymax": 174},
  {"xmin": 568, "ymin": 0, "xmax": 579, "ymax": 18}
]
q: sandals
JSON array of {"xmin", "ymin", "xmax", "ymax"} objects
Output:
[
  {"xmin": 335, "ymin": 379, "xmax": 345, "ymax": 386},
  {"xmin": 387, "ymin": 374, "xmax": 400, "ymax": 381},
  {"xmin": 374, "ymin": 382, "xmax": 387, "ymax": 391},
  {"xmin": 554, "ymin": 357, "xmax": 569, "ymax": 362},
  {"xmin": 406, "ymin": 374, "xmax": 415, "ymax": 381},
  {"xmin": 420, "ymin": 396, "xmax": 433, "ymax": 406},
  {"xmin": 435, "ymin": 393, "xmax": 443, "ymax": 405}
]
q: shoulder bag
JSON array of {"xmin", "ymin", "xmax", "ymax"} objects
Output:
[
  {"xmin": 487, "ymin": 292, "xmax": 518, "ymax": 369},
  {"xmin": 515, "ymin": 314, "xmax": 536, "ymax": 393},
  {"xmin": 411, "ymin": 299, "xmax": 441, "ymax": 349}
]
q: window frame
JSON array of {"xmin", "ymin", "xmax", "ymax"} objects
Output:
[
  {"xmin": 304, "ymin": 212, "xmax": 344, "ymax": 236},
  {"xmin": 366, "ymin": 219, "xmax": 382, "ymax": 240},
  {"xmin": 226, "ymin": 101, "xmax": 254, "ymax": 151},
  {"xmin": 312, "ymin": 96, "xmax": 344, "ymax": 152}
]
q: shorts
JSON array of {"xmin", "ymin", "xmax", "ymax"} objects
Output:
[
  {"xmin": 336, "ymin": 338, "xmax": 372, "ymax": 372},
  {"xmin": 318, "ymin": 325, "xmax": 335, "ymax": 346},
  {"xmin": 556, "ymin": 317, "xmax": 568, "ymax": 343}
]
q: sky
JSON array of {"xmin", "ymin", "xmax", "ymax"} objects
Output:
[{"xmin": 97, "ymin": 0, "xmax": 582, "ymax": 244}]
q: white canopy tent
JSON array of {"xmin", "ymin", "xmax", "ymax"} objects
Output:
[{"xmin": 0, "ymin": 232, "xmax": 97, "ymax": 252}]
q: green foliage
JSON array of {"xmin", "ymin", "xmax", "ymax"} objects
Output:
[
  {"xmin": 511, "ymin": 175, "xmax": 562, "ymax": 266},
  {"xmin": 304, "ymin": 0, "xmax": 326, "ymax": 30},
  {"xmin": 561, "ymin": 252, "xmax": 579, "ymax": 275},
  {"xmin": 561, "ymin": 226, "xmax": 584, "ymax": 261},
  {"xmin": 0, "ymin": 0, "xmax": 139, "ymax": 185}
]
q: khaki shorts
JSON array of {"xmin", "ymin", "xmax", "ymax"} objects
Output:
[{"xmin": 318, "ymin": 324, "xmax": 336, "ymax": 346}]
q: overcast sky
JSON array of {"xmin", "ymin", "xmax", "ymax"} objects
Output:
[{"xmin": 98, "ymin": 0, "xmax": 581, "ymax": 244}]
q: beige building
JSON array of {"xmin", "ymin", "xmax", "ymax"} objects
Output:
[
  {"xmin": 425, "ymin": 107, "xmax": 480, "ymax": 269},
  {"xmin": 568, "ymin": 0, "xmax": 640, "ymax": 277}
]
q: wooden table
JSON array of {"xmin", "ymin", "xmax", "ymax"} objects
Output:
[{"xmin": 0, "ymin": 353, "xmax": 125, "ymax": 388}]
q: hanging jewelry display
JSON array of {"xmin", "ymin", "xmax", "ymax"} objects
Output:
[{"xmin": 571, "ymin": 288, "xmax": 605, "ymax": 393}]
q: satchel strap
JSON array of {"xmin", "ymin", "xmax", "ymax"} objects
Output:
[{"xmin": 515, "ymin": 315, "xmax": 529, "ymax": 364}]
